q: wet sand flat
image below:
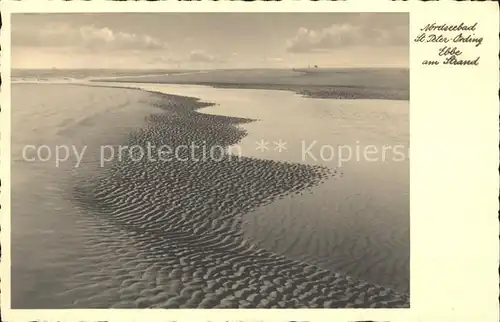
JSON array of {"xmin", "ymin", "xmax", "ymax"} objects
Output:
[
  {"xmin": 11, "ymin": 84, "xmax": 169, "ymax": 308},
  {"xmin": 12, "ymin": 82, "xmax": 409, "ymax": 309},
  {"xmin": 73, "ymin": 90, "xmax": 409, "ymax": 308}
]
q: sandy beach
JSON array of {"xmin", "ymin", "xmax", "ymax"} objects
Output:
[
  {"xmin": 12, "ymin": 79, "xmax": 409, "ymax": 309},
  {"xmin": 107, "ymin": 82, "xmax": 410, "ymax": 294}
]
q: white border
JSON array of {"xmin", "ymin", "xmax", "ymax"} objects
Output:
[{"xmin": 1, "ymin": 2, "xmax": 499, "ymax": 322}]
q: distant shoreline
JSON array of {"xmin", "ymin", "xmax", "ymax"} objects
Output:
[
  {"xmin": 91, "ymin": 68, "xmax": 409, "ymax": 101},
  {"xmin": 92, "ymin": 80, "xmax": 409, "ymax": 101},
  {"xmin": 12, "ymin": 68, "xmax": 409, "ymax": 101}
]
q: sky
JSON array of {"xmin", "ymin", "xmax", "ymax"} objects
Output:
[{"xmin": 12, "ymin": 13, "xmax": 409, "ymax": 69}]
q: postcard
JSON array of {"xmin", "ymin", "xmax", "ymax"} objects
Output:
[{"xmin": 0, "ymin": 1, "xmax": 498, "ymax": 322}]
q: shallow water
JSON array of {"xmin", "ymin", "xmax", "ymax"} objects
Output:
[{"xmin": 11, "ymin": 84, "xmax": 166, "ymax": 307}]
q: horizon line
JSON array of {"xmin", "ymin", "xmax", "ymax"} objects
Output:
[{"xmin": 12, "ymin": 66, "xmax": 410, "ymax": 70}]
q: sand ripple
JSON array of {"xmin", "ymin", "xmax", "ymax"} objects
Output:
[{"xmin": 70, "ymin": 92, "xmax": 409, "ymax": 308}]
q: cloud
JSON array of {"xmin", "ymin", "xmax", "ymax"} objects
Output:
[
  {"xmin": 146, "ymin": 55, "xmax": 182, "ymax": 67},
  {"xmin": 259, "ymin": 57, "xmax": 285, "ymax": 66},
  {"xmin": 12, "ymin": 23, "xmax": 168, "ymax": 51},
  {"xmin": 79, "ymin": 25, "xmax": 167, "ymax": 50},
  {"xmin": 269, "ymin": 57, "xmax": 284, "ymax": 63},
  {"xmin": 144, "ymin": 51, "xmax": 224, "ymax": 68},
  {"xmin": 286, "ymin": 22, "xmax": 408, "ymax": 53},
  {"xmin": 188, "ymin": 50, "xmax": 218, "ymax": 63}
]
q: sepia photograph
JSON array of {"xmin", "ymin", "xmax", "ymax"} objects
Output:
[
  {"xmin": 8, "ymin": 12, "xmax": 411, "ymax": 310},
  {"xmin": 2, "ymin": 1, "xmax": 499, "ymax": 322}
]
